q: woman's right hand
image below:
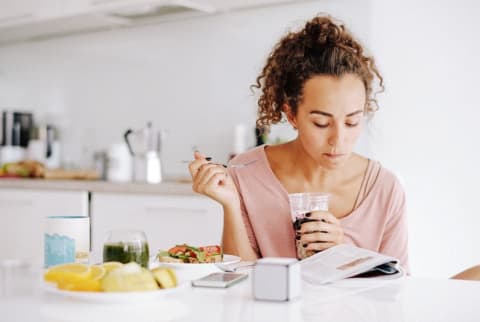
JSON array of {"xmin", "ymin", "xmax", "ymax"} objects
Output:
[{"xmin": 188, "ymin": 151, "xmax": 240, "ymax": 207}]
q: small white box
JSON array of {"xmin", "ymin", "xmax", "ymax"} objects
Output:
[{"xmin": 253, "ymin": 257, "xmax": 301, "ymax": 301}]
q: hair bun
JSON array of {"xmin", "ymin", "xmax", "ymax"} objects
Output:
[
  {"xmin": 304, "ymin": 17, "xmax": 343, "ymax": 47},
  {"xmin": 254, "ymin": 15, "xmax": 384, "ymax": 131}
]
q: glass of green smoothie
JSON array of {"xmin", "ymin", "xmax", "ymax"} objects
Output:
[{"xmin": 102, "ymin": 230, "xmax": 150, "ymax": 268}]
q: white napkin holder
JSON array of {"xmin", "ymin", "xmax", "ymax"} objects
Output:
[{"xmin": 253, "ymin": 257, "xmax": 300, "ymax": 301}]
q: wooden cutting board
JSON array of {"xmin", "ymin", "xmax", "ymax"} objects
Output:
[{"xmin": 43, "ymin": 169, "xmax": 100, "ymax": 180}]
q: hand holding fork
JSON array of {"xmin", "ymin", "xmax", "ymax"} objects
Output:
[
  {"xmin": 182, "ymin": 159, "xmax": 258, "ymax": 169},
  {"xmin": 188, "ymin": 151, "xmax": 252, "ymax": 205}
]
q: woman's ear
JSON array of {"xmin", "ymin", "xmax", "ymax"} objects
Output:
[{"xmin": 283, "ymin": 104, "xmax": 298, "ymax": 130}]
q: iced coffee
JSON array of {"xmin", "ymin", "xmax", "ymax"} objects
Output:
[{"xmin": 288, "ymin": 193, "xmax": 329, "ymax": 259}]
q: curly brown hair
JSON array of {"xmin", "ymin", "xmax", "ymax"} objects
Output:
[{"xmin": 253, "ymin": 15, "xmax": 384, "ymax": 131}]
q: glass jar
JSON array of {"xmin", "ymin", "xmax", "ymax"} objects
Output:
[{"xmin": 102, "ymin": 230, "xmax": 149, "ymax": 268}]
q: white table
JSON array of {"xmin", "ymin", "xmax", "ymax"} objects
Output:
[{"xmin": 1, "ymin": 265, "xmax": 480, "ymax": 322}]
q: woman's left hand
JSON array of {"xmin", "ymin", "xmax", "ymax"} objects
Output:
[{"xmin": 298, "ymin": 211, "xmax": 344, "ymax": 252}]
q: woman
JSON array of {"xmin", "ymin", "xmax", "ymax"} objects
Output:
[{"xmin": 189, "ymin": 15, "xmax": 479, "ymax": 280}]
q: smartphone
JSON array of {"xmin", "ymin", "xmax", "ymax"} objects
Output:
[{"xmin": 191, "ymin": 272, "xmax": 248, "ymax": 288}]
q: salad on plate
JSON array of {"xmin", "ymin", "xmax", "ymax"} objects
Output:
[{"xmin": 157, "ymin": 244, "xmax": 224, "ymax": 264}]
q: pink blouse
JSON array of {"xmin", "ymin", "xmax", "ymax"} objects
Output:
[{"xmin": 229, "ymin": 145, "xmax": 410, "ymax": 273}]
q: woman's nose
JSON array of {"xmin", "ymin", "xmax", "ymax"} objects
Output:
[{"xmin": 328, "ymin": 125, "xmax": 344, "ymax": 147}]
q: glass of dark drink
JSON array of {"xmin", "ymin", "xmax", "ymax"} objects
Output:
[{"xmin": 288, "ymin": 193, "xmax": 329, "ymax": 259}]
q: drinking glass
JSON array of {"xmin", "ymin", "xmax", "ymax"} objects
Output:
[
  {"xmin": 288, "ymin": 193, "xmax": 329, "ymax": 259},
  {"xmin": 102, "ymin": 230, "xmax": 150, "ymax": 268},
  {"xmin": 0, "ymin": 259, "xmax": 40, "ymax": 297}
]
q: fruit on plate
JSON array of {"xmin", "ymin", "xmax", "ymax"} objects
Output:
[
  {"xmin": 151, "ymin": 267, "xmax": 177, "ymax": 289},
  {"xmin": 45, "ymin": 262, "xmax": 179, "ymax": 292},
  {"xmin": 44, "ymin": 263, "xmax": 92, "ymax": 285},
  {"xmin": 44, "ymin": 263, "xmax": 107, "ymax": 292},
  {"xmin": 101, "ymin": 261, "xmax": 123, "ymax": 273},
  {"xmin": 101, "ymin": 262, "xmax": 159, "ymax": 292},
  {"xmin": 58, "ymin": 265, "xmax": 106, "ymax": 292},
  {"xmin": 157, "ymin": 244, "xmax": 223, "ymax": 263}
]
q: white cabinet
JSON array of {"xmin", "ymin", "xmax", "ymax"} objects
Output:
[
  {"xmin": 0, "ymin": 0, "xmax": 89, "ymax": 26},
  {"xmin": 0, "ymin": 0, "xmax": 118, "ymax": 45},
  {"xmin": 0, "ymin": 0, "xmax": 39, "ymax": 26},
  {"xmin": 205, "ymin": 0, "xmax": 300, "ymax": 11},
  {"xmin": 0, "ymin": 0, "xmax": 302, "ymax": 45},
  {"xmin": 91, "ymin": 192, "xmax": 223, "ymax": 256},
  {"xmin": 0, "ymin": 188, "xmax": 89, "ymax": 265}
]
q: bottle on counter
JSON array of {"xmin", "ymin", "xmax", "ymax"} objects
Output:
[
  {"xmin": 27, "ymin": 124, "xmax": 61, "ymax": 169},
  {"xmin": 255, "ymin": 125, "xmax": 268, "ymax": 147},
  {"xmin": 106, "ymin": 143, "xmax": 132, "ymax": 182},
  {"xmin": 93, "ymin": 150, "xmax": 108, "ymax": 180},
  {"xmin": 228, "ymin": 124, "xmax": 248, "ymax": 161}
]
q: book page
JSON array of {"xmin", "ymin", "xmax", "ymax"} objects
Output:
[{"xmin": 300, "ymin": 244, "xmax": 399, "ymax": 284}]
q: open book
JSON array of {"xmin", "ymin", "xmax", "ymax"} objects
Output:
[{"xmin": 300, "ymin": 244, "xmax": 405, "ymax": 285}]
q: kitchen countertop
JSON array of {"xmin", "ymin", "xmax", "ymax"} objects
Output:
[{"xmin": 0, "ymin": 178, "xmax": 196, "ymax": 195}]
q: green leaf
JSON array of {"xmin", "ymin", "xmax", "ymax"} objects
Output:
[{"xmin": 185, "ymin": 245, "xmax": 201, "ymax": 252}]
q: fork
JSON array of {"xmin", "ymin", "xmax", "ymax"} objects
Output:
[
  {"xmin": 215, "ymin": 262, "xmax": 256, "ymax": 272},
  {"xmin": 228, "ymin": 159, "xmax": 258, "ymax": 169},
  {"xmin": 181, "ymin": 159, "xmax": 258, "ymax": 169}
]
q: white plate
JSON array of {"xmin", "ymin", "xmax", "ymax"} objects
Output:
[
  {"xmin": 150, "ymin": 254, "xmax": 241, "ymax": 281},
  {"xmin": 43, "ymin": 281, "xmax": 189, "ymax": 303},
  {"xmin": 151, "ymin": 254, "xmax": 241, "ymax": 269}
]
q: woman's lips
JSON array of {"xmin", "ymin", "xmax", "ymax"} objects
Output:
[{"xmin": 324, "ymin": 153, "xmax": 344, "ymax": 159}]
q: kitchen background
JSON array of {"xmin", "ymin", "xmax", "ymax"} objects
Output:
[
  {"xmin": 1, "ymin": 0, "xmax": 480, "ymax": 278},
  {"xmin": 0, "ymin": 0, "xmax": 372, "ymax": 176}
]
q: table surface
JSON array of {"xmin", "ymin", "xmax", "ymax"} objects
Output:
[{"xmin": 2, "ymin": 264, "xmax": 480, "ymax": 322}]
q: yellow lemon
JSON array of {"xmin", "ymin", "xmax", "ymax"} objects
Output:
[
  {"xmin": 58, "ymin": 265, "xmax": 106, "ymax": 292},
  {"xmin": 101, "ymin": 262, "xmax": 123, "ymax": 274},
  {"xmin": 151, "ymin": 267, "xmax": 177, "ymax": 289},
  {"xmin": 90, "ymin": 265, "xmax": 107, "ymax": 280},
  {"xmin": 44, "ymin": 263, "xmax": 91, "ymax": 285}
]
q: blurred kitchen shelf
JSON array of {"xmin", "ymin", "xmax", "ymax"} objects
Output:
[{"xmin": 0, "ymin": 177, "xmax": 195, "ymax": 195}]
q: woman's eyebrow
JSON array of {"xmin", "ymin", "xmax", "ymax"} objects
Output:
[{"xmin": 309, "ymin": 109, "xmax": 364, "ymax": 117}]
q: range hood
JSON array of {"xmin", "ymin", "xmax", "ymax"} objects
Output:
[
  {"xmin": 0, "ymin": 0, "xmax": 303, "ymax": 46},
  {"xmin": 0, "ymin": 0, "xmax": 218, "ymax": 46}
]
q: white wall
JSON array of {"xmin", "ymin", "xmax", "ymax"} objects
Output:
[
  {"xmin": 0, "ymin": 0, "xmax": 371, "ymax": 177},
  {"xmin": 370, "ymin": 0, "xmax": 480, "ymax": 277}
]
